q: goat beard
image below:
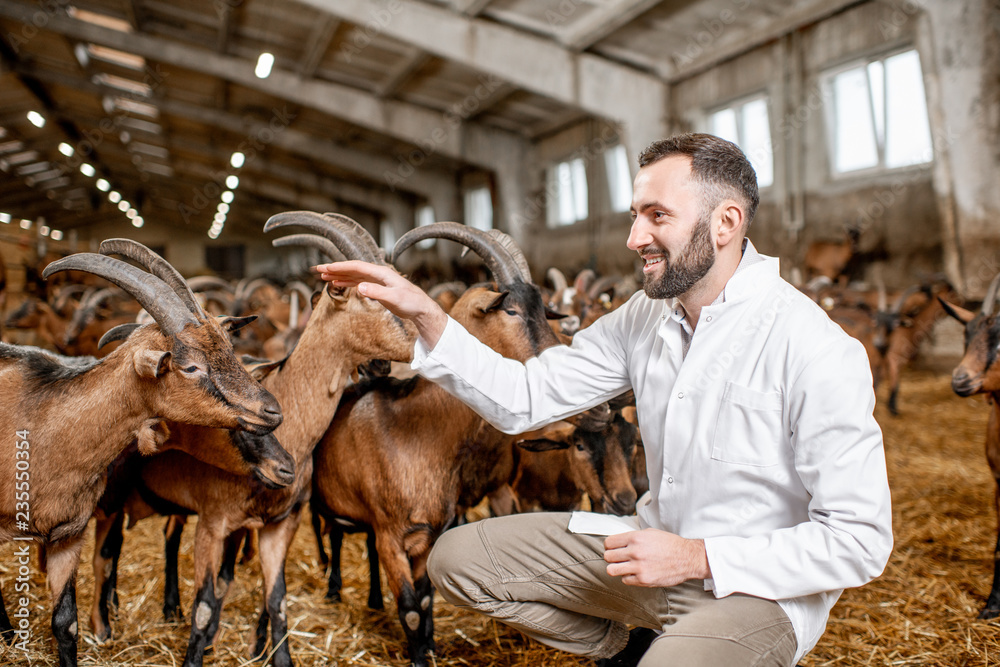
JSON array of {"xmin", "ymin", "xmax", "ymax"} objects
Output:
[{"xmin": 642, "ymin": 216, "xmax": 715, "ymax": 300}]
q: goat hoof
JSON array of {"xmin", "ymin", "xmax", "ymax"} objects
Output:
[
  {"xmin": 0, "ymin": 629, "xmax": 14, "ymax": 646},
  {"xmin": 324, "ymin": 590, "xmax": 342, "ymax": 603},
  {"xmin": 978, "ymin": 606, "xmax": 1000, "ymax": 620}
]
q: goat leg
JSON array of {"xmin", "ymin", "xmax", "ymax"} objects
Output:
[
  {"xmin": 325, "ymin": 524, "xmax": 344, "ymax": 602},
  {"xmin": 182, "ymin": 527, "xmax": 225, "ymax": 667},
  {"xmin": 0, "ymin": 584, "xmax": 14, "ymax": 644},
  {"xmin": 208, "ymin": 530, "xmax": 244, "ymax": 649},
  {"xmin": 163, "ymin": 515, "xmax": 187, "ymax": 621},
  {"xmin": 364, "ymin": 527, "xmax": 384, "ymax": 611},
  {"xmin": 254, "ymin": 512, "xmax": 300, "ymax": 667},
  {"xmin": 311, "ymin": 500, "xmax": 329, "ymax": 566},
  {"xmin": 982, "ymin": 482, "xmax": 1000, "ymax": 619},
  {"xmin": 47, "ymin": 534, "xmax": 85, "ymax": 667},
  {"xmin": 90, "ymin": 511, "xmax": 125, "ymax": 641}
]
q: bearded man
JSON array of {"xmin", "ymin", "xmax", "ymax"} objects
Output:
[{"xmin": 315, "ymin": 133, "xmax": 892, "ymax": 667}]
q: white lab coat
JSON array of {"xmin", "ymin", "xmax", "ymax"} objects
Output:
[{"xmin": 412, "ymin": 243, "xmax": 893, "ymax": 662}]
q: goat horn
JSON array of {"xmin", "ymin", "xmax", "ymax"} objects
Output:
[
  {"xmin": 588, "ymin": 275, "xmax": 620, "ymax": 301},
  {"xmin": 100, "ymin": 239, "xmax": 206, "ymax": 319},
  {"xmin": 890, "ymin": 284, "xmax": 922, "ymax": 315},
  {"xmin": 392, "ymin": 222, "xmax": 522, "ymax": 286},
  {"xmin": 51, "ymin": 283, "xmax": 88, "ymax": 311},
  {"xmin": 43, "ymin": 254, "xmax": 198, "ymax": 336},
  {"xmin": 186, "ymin": 275, "xmax": 234, "ymax": 293},
  {"xmin": 574, "ymin": 269, "xmax": 596, "ymax": 294},
  {"xmin": 983, "ymin": 272, "xmax": 1000, "ymax": 316},
  {"xmin": 547, "ymin": 267, "xmax": 568, "ymax": 293},
  {"xmin": 484, "ymin": 229, "xmax": 532, "ymax": 283},
  {"xmin": 264, "ymin": 211, "xmax": 382, "ymax": 264},
  {"xmin": 99, "ymin": 322, "xmax": 143, "ymax": 349},
  {"xmin": 271, "ymin": 234, "xmax": 348, "ymax": 263},
  {"xmin": 428, "ymin": 281, "xmax": 468, "ymax": 300}
]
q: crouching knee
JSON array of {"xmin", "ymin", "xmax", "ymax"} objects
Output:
[{"xmin": 427, "ymin": 523, "xmax": 491, "ymax": 608}]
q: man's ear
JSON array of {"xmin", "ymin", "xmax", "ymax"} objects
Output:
[
  {"xmin": 715, "ymin": 201, "xmax": 745, "ymax": 247},
  {"xmin": 134, "ymin": 349, "xmax": 171, "ymax": 379}
]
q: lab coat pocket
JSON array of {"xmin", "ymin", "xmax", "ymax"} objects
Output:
[{"xmin": 711, "ymin": 382, "xmax": 784, "ymax": 466}]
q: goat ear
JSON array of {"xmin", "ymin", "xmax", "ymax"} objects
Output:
[
  {"xmin": 545, "ymin": 307, "xmax": 568, "ymax": 320},
  {"xmin": 221, "ymin": 315, "xmax": 257, "ymax": 332},
  {"xmin": 516, "ymin": 421, "xmax": 576, "ymax": 446},
  {"xmin": 311, "ymin": 289, "xmax": 323, "ymax": 309},
  {"xmin": 938, "ymin": 297, "xmax": 975, "ymax": 324},
  {"xmin": 516, "ymin": 438, "xmax": 568, "ymax": 452},
  {"xmin": 480, "ymin": 291, "xmax": 508, "ymax": 314},
  {"xmin": 325, "ymin": 283, "xmax": 349, "ymax": 304},
  {"xmin": 134, "ymin": 348, "xmax": 172, "ymax": 379}
]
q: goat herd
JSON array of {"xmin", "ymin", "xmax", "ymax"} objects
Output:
[{"xmin": 0, "ymin": 211, "xmax": 997, "ymax": 667}]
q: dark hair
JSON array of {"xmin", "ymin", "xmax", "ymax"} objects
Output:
[{"xmin": 638, "ymin": 133, "xmax": 760, "ymax": 229}]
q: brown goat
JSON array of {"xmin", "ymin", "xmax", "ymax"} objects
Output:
[
  {"xmin": 0, "ymin": 244, "xmax": 282, "ymax": 667},
  {"xmin": 803, "ymin": 227, "xmax": 861, "ymax": 282},
  {"xmin": 941, "ymin": 273, "xmax": 1000, "ymax": 618},
  {"xmin": 311, "ymin": 222, "xmax": 563, "ymax": 667},
  {"xmin": 93, "ymin": 213, "xmax": 417, "ymax": 667}
]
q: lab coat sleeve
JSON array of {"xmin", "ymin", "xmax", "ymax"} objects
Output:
[
  {"xmin": 410, "ymin": 301, "xmax": 636, "ymax": 435},
  {"xmin": 703, "ymin": 333, "xmax": 894, "ymax": 600}
]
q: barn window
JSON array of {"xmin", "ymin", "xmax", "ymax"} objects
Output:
[
  {"xmin": 605, "ymin": 144, "xmax": 633, "ymax": 212},
  {"xmin": 415, "ymin": 204, "xmax": 436, "ymax": 249},
  {"xmin": 707, "ymin": 95, "xmax": 774, "ymax": 188},
  {"xmin": 379, "ymin": 219, "xmax": 396, "ymax": 253},
  {"xmin": 546, "ymin": 157, "xmax": 588, "ymax": 227},
  {"xmin": 464, "ymin": 187, "xmax": 493, "ymax": 231},
  {"xmin": 824, "ymin": 49, "xmax": 933, "ymax": 174}
]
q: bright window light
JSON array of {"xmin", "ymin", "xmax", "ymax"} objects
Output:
[
  {"xmin": 464, "ymin": 187, "xmax": 493, "ymax": 232},
  {"xmin": 208, "ymin": 229, "xmax": 219, "ymax": 239},
  {"xmin": 604, "ymin": 145, "xmax": 632, "ymax": 213},
  {"xmin": 221, "ymin": 190, "xmax": 235, "ymax": 203},
  {"xmin": 132, "ymin": 216, "xmax": 144, "ymax": 228},
  {"xmin": 379, "ymin": 220, "xmax": 396, "ymax": 253},
  {"xmin": 27, "ymin": 111, "xmax": 45, "ymax": 128},
  {"xmin": 58, "ymin": 142, "xmax": 74, "ymax": 156},
  {"xmin": 109, "ymin": 191, "xmax": 122, "ymax": 203},
  {"xmin": 51, "ymin": 229, "xmax": 63, "ymax": 240},
  {"xmin": 546, "ymin": 158, "xmax": 588, "ymax": 227},
  {"xmin": 96, "ymin": 178, "xmax": 110, "ymax": 191},
  {"xmin": 217, "ymin": 202, "xmax": 230, "ymax": 214},
  {"xmin": 230, "ymin": 152, "xmax": 245, "ymax": 168},
  {"xmin": 225, "ymin": 175, "xmax": 239, "ymax": 189},
  {"xmin": 0, "ymin": 212, "xmax": 10, "ymax": 223},
  {"xmin": 80, "ymin": 163, "xmax": 96, "ymax": 177},
  {"xmin": 118, "ymin": 200, "xmax": 130, "ymax": 212},
  {"xmin": 707, "ymin": 96, "xmax": 774, "ymax": 187},
  {"xmin": 415, "ymin": 205, "xmax": 436, "ymax": 249},
  {"xmin": 255, "ymin": 52, "xmax": 275, "ymax": 79}
]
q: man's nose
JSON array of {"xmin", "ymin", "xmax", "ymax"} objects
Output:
[{"xmin": 626, "ymin": 219, "xmax": 649, "ymax": 252}]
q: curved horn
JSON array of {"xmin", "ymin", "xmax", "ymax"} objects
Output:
[
  {"xmin": 485, "ymin": 229, "xmax": 532, "ymax": 283},
  {"xmin": 100, "ymin": 239, "xmax": 206, "ymax": 318},
  {"xmin": 983, "ymin": 272, "xmax": 1000, "ymax": 316},
  {"xmin": 547, "ymin": 267, "xmax": 568, "ymax": 294},
  {"xmin": 51, "ymin": 284, "xmax": 89, "ymax": 312},
  {"xmin": 187, "ymin": 275, "xmax": 234, "ymax": 293},
  {"xmin": 263, "ymin": 211, "xmax": 382, "ymax": 264},
  {"xmin": 99, "ymin": 322, "xmax": 143, "ymax": 349},
  {"xmin": 890, "ymin": 284, "xmax": 922, "ymax": 315},
  {"xmin": 43, "ymin": 254, "xmax": 198, "ymax": 336},
  {"xmin": 574, "ymin": 269, "xmax": 596, "ymax": 294},
  {"xmin": 392, "ymin": 222, "xmax": 522, "ymax": 286},
  {"xmin": 271, "ymin": 234, "xmax": 347, "ymax": 263},
  {"xmin": 587, "ymin": 275, "xmax": 620, "ymax": 301}
]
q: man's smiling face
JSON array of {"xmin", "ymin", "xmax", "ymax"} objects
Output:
[{"xmin": 627, "ymin": 155, "xmax": 717, "ymax": 300}]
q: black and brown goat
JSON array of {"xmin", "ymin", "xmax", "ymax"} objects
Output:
[
  {"xmin": 310, "ymin": 222, "xmax": 564, "ymax": 667},
  {"xmin": 93, "ymin": 213, "xmax": 417, "ymax": 667},
  {"xmin": 0, "ymin": 241, "xmax": 282, "ymax": 667},
  {"xmin": 942, "ymin": 273, "xmax": 1000, "ymax": 618}
]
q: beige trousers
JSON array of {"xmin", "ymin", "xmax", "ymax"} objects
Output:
[{"xmin": 427, "ymin": 512, "xmax": 798, "ymax": 666}]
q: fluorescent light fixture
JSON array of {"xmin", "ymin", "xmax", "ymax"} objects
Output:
[
  {"xmin": 39, "ymin": 225, "xmax": 50, "ymax": 237},
  {"xmin": 58, "ymin": 142, "xmax": 74, "ymax": 156},
  {"xmin": 109, "ymin": 191, "xmax": 122, "ymax": 203},
  {"xmin": 67, "ymin": 7, "xmax": 133, "ymax": 33},
  {"xmin": 225, "ymin": 175, "xmax": 239, "ymax": 189},
  {"xmin": 93, "ymin": 73, "xmax": 152, "ymax": 97},
  {"xmin": 129, "ymin": 142, "xmax": 169, "ymax": 158},
  {"xmin": 20, "ymin": 219, "xmax": 31, "ymax": 229},
  {"xmin": 221, "ymin": 190, "xmax": 234, "ymax": 203},
  {"xmin": 86, "ymin": 44, "xmax": 145, "ymax": 71},
  {"xmin": 118, "ymin": 200, "xmax": 130, "ymax": 212},
  {"xmin": 255, "ymin": 52, "xmax": 274, "ymax": 79},
  {"xmin": 230, "ymin": 152, "xmax": 245, "ymax": 168},
  {"xmin": 27, "ymin": 111, "xmax": 45, "ymax": 128},
  {"xmin": 217, "ymin": 202, "xmax": 230, "ymax": 214},
  {"xmin": 7, "ymin": 150, "xmax": 40, "ymax": 165},
  {"xmin": 126, "ymin": 208, "xmax": 137, "ymax": 219},
  {"xmin": 80, "ymin": 163, "xmax": 96, "ymax": 177},
  {"xmin": 214, "ymin": 212, "xmax": 226, "ymax": 223},
  {"xmin": 132, "ymin": 216, "xmax": 144, "ymax": 228},
  {"xmin": 96, "ymin": 178, "xmax": 110, "ymax": 191},
  {"xmin": 208, "ymin": 229, "xmax": 219, "ymax": 239},
  {"xmin": 0, "ymin": 212, "xmax": 10, "ymax": 223},
  {"xmin": 112, "ymin": 97, "xmax": 159, "ymax": 119},
  {"xmin": 0, "ymin": 140, "xmax": 24, "ymax": 154},
  {"xmin": 17, "ymin": 161, "xmax": 51, "ymax": 176},
  {"xmin": 51, "ymin": 229, "xmax": 63, "ymax": 240}
]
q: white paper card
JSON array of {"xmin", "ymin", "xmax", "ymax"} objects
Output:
[{"xmin": 568, "ymin": 511, "xmax": 640, "ymax": 536}]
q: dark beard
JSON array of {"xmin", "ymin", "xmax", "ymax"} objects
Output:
[{"xmin": 642, "ymin": 216, "xmax": 715, "ymax": 300}]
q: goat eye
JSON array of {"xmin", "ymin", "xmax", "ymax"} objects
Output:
[
  {"xmin": 182, "ymin": 365, "xmax": 200, "ymax": 374},
  {"xmin": 504, "ymin": 309, "xmax": 518, "ymax": 317}
]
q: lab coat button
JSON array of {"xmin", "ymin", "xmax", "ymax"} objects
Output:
[
  {"xmin": 667, "ymin": 477, "xmax": 674, "ymax": 484},
  {"xmin": 677, "ymin": 392, "xmax": 684, "ymax": 399},
  {"xmin": 706, "ymin": 315, "xmax": 713, "ymax": 322}
]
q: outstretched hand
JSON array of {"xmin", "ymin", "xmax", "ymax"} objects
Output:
[{"xmin": 313, "ymin": 260, "xmax": 449, "ymax": 348}]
